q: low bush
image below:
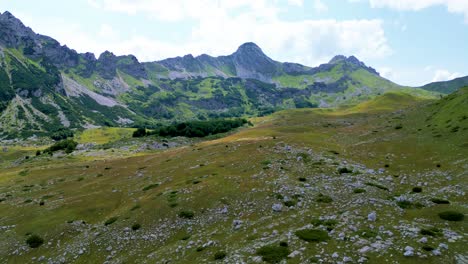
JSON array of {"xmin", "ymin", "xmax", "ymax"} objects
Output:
[
  {"xmin": 132, "ymin": 127, "xmax": 147, "ymax": 138},
  {"xmin": 420, "ymin": 228, "xmax": 441, "ymax": 237},
  {"xmin": 256, "ymin": 244, "xmax": 290, "ymax": 263},
  {"xmin": 279, "ymin": 241, "xmax": 288, "ymax": 247},
  {"xmin": 438, "ymin": 211, "xmax": 464, "ymax": 221},
  {"xmin": 283, "ymin": 200, "xmax": 296, "ymax": 207},
  {"xmin": 214, "ymin": 251, "xmax": 227, "ymax": 260},
  {"xmin": 316, "ymin": 193, "xmax": 333, "ymax": 203},
  {"xmin": 295, "ymin": 229, "xmax": 329, "ymax": 242},
  {"xmin": 412, "ymin": 187, "xmax": 423, "ymax": 193},
  {"xmin": 431, "ymin": 198, "xmax": 450, "ymax": 204},
  {"xmin": 26, "ymin": 234, "xmax": 44, "ymax": 248},
  {"xmin": 132, "ymin": 223, "xmax": 141, "ymax": 230},
  {"xmin": 178, "ymin": 210, "xmax": 194, "ymax": 219},
  {"xmin": 43, "ymin": 139, "xmax": 78, "ymax": 154},
  {"xmin": 311, "ymin": 218, "xmax": 338, "ymax": 230},
  {"xmin": 142, "ymin": 183, "xmax": 159, "ymax": 191},
  {"xmin": 365, "ymin": 182, "xmax": 389, "ymax": 191},
  {"xmin": 422, "ymin": 245, "xmax": 435, "ymax": 251},
  {"xmin": 356, "ymin": 228, "xmax": 378, "ymax": 239},
  {"xmin": 353, "ymin": 188, "xmax": 366, "ymax": 194},
  {"xmin": 104, "ymin": 216, "xmax": 118, "ymax": 226},
  {"xmin": 338, "ymin": 167, "xmax": 352, "ymax": 174}
]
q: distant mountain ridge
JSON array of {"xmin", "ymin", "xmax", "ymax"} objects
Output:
[
  {"xmin": 419, "ymin": 76, "xmax": 468, "ymax": 94},
  {"xmin": 0, "ymin": 11, "xmax": 461, "ymax": 138}
]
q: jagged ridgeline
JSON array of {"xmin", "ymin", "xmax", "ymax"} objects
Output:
[{"xmin": 0, "ymin": 11, "xmax": 438, "ymax": 138}]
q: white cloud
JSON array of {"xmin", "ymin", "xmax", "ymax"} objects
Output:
[
  {"xmin": 359, "ymin": 0, "xmax": 468, "ymax": 23},
  {"xmin": 431, "ymin": 69, "xmax": 462, "ymax": 82},
  {"xmin": 5, "ymin": 1, "xmax": 393, "ymax": 67},
  {"xmin": 378, "ymin": 67, "xmax": 395, "ymax": 80},
  {"xmin": 78, "ymin": 0, "xmax": 391, "ymax": 65}
]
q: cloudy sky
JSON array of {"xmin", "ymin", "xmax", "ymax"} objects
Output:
[{"xmin": 1, "ymin": 0, "xmax": 467, "ymax": 86}]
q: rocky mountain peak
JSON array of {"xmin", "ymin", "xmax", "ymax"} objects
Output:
[
  {"xmin": 233, "ymin": 42, "xmax": 267, "ymax": 59},
  {"xmin": 328, "ymin": 55, "xmax": 379, "ymax": 76}
]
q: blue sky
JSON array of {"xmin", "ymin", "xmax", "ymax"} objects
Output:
[{"xmin": 1, "ymin": 0, "xmax": 467, "ymax": 86}]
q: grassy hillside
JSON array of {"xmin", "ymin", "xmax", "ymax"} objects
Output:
[{"xmin": 0, "ymin": 91, "xmax": 466, "ymax": 263}]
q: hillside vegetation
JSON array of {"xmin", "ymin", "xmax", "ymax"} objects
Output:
[{"xmin": 0, "ymin": 91, "xmax": 466, "ymax": 263}]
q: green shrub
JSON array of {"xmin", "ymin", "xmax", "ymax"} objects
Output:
[
  {"xmin": 353, "ymin": 188, "xmax": 366, "ymax": 194},
  {"xmin": 142, "ymin": 183, "xmax": 159, "ymax": 191},
  {"xmin": 180, "ymin": 234, "xmax": 191, "ymax": 240},
  {"xmin": 420, "ymin": 228, "xmax": 441, "ymax": 237},
  {"xmin": 132, "ymin": 127, "xmax": 147, "ymax": 138},
  {"xmin": 196, "ymin": 246, "xmax": 205, "ymax": 252},
  {"xmin": 214, "ymin": 251, "xmax": 227, "ymax": 260},
  {"xmin": 422, "ymin": 245, "xmax": 435, "ymax": 251},
  {"xmin": 396, "ymin": 200, "xmax": 413, "ymax": 209},
  {"xmin": 50, "ymin": 129, "xmax": 74, "ymax": 141},
  {"xmin": 311, "ymin": 218, "xmax": 338, "ymax": 230},
  {"xmin": 283, "ymin": 200, "xmax": 296, "ymax": 207},
  {"xmin": 44, "ymin": 139, "xmax": 78, "ymax": 154},
  {"xmin": 431, "ymin": 198, "xmax": 450, "ymax": 204},
  {"xmin": 256, "ymin": 245, "xmax": 290, "ymax": 263},
  {"xmin": 149, "ymin": 118, "xmax": 248, "ymax": 138},
  {"xmin": 130, "ymin": 204, "xmax": 141, "ymax": 211},
  {"xmin": 132, "ymin": 223, "xmax": 141, "ymax": 230},
  {"xmin": 178, "ymin": 210, "xmax": 194, "ymax": 219},
  {"xmin": 338, "ymin": 167, "xmax": 352, "ymax": 174},
  {"xmin": 26, "ymin": 234, "xmax": 44, "ymax": 248},
  {"xmin": 438, "ymin": 211, "xmax": 465, "ymax": 221},
  {"xmin": 316, "ymin": 193, "xmax": 333, "ymax": 203},
  {"xmin": 412, "ymin": 187, "xmax": 423, "ymax": 193},
  {"xmin": 365, "ymin": 182, "xmax": 389, "ymax": 191},
  {"xmin": 356, "ymin": 228, "xmax": 378, "ymax": 239},
  {"xmin": 298, "ymin": 177, "xmax": 307, "ymax": 182},
  {"xmin": 295, "ymin": 229, "xmax": 329, "ymax": 242},
  {"xmin": 104, "ymin": 216, "xmax": 118, "ymax": 226},
  {"xmin": 279, "ymin": 241, "xmax": 288, "ymax": 247}
]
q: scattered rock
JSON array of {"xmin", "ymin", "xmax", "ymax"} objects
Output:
[{"xmin": 368, "ymin": 212, "xmax": 377, "ymax": 222}]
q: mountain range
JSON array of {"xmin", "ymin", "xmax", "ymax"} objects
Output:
[{"xmin": 0, "ymin": 11, "xmax": 465, "ymax": 138}]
